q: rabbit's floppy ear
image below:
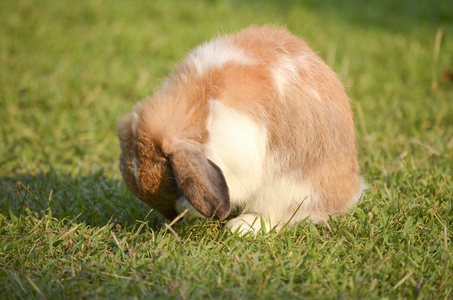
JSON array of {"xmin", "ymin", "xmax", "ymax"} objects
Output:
[{"xmin": 168, "ymin": 145, "xmax": 230, "ymax": 220}]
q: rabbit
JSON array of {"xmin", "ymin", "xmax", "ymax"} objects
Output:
[{"xmin": 117, "ymin": 25, "xmax": 365, "ymax": 234}]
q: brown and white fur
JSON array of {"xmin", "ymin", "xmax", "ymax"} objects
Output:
[{"xmin": 118, "ymin": 26, "xmax": 365, "ymax": 234}]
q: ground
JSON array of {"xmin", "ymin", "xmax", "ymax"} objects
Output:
[{"xmin": 0, "ymin": 0, "xmax": 452, "ymax": 298}]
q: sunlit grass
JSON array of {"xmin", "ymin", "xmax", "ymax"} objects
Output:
[{"xmin": 1, "ymin": 0, "xmax": 452, "ymax": 298}]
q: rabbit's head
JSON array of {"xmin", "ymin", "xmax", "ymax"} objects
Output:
[{"xmin": 117, "ymin": 103, "xmax": 230, "ymax": 221}]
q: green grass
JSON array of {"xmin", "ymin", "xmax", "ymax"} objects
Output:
[{"xmin": 1, "ymin": 0, "xmax": 452, "ymax": 298}]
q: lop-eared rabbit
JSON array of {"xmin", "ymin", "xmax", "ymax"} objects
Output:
[{"xmin": 118, "ymin": 26, "xmax": 365, "ymax": 234}]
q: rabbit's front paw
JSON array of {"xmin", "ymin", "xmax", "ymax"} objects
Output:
[{"xmin": 226, "ymin": 214, "xmax": 272, "ymax": 236}]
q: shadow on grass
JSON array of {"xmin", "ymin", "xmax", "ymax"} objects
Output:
[
  {"xmin": 0, "ymin": 171, "xmax": 167, "ymax": 230},
  {"xmin": 253, "ymin": 0, "xmax": 452, "ymax": 31}
]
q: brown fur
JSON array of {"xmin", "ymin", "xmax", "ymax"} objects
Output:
[{"xmin": 118, "ymin": 25, "xmax": 362, "ymax": 223}]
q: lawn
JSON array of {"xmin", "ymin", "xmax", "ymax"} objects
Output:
[{"xmin": 1, "ymin": 0, "xmax": 452, "ymax": 298}]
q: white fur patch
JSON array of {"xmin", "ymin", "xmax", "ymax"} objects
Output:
[
  {"xmin": 353, "ymin": 177, "xmax": 368, "ymax": 207},
  {"xmin": 204, "ymin": 100, "xmax": 267, "ymax": 205},
  {"xmin": 246, "ymin": 169, "xmax": 319, "ymax": 226},
  {"xmin": 175, "ymin": 197, "xmax": 205, "ymax": 219},
  {"xmin": 225, "ymin": 214, "xmax": 263, "ymax": 235},
  {"xmin": 188, "ymin": 37, "xmax": 255, "ymax": 75},
  {"xmin": 272, "ymin": 56, "xmax": 299, "ymax": 96},
  {"xmin": 203, "ymin": 100, "xmax": 329, "ymax": 231},
  {"xmin": 271, "ymin": 53, "xmax": 314, "ymax": 97}
]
